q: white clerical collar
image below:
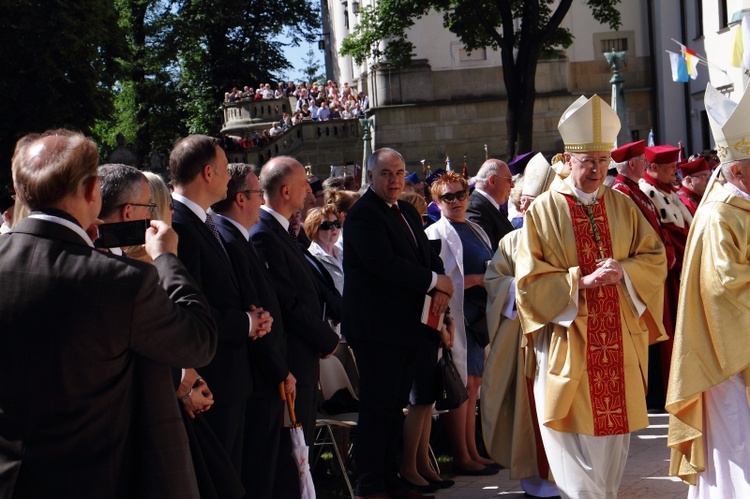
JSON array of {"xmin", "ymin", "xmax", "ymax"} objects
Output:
[
  {"xmin": 723, "ymin": 182, "xmax": 750, "ymax": 202},
  {"xmin": 565, "ymin": 177, "xmax": 599, "ymax": 205},
  {"xmin": 214, "ymin": 213, "xmax": 250, "ymax": 241},
  {"xmin": 474, "ymin": 187, "xmax": 500, "ymax": 211},
  {"xmin": 28, "ymin": 213, "xmax": 95, "ymax": 247},
  {"xmin": 261, "ymin": 205, "xmax": 290, "ymax": 231},
  {"xmin": 172, "ymin": 192, "xmax": 206, "ymax": 222}
]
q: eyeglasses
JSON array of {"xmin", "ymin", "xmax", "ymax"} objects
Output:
[
  {"xmin": 439, "ymin": 190, "xmax": 468, "ymax": 203},
  {"xmin": 319, "ymin": 220, "xmax": 341, "ymax": 230},
  {"xmin": 119, "ymin": 202, "xmax": 157, "ymax": 215},
  {"xmin": 239, "ymin": 189, "xmax": 264, "ymax": 196},
  {"xmin": 570, "ymin": 155, "xmax": 611, "ymax": 169},
  {"xmin": 492, "ymin": 174, "xmax": 514, "ymax": 182},
  {"xmin": 690, "ymin": 173, "xmax": 711, "ymax": 180}
]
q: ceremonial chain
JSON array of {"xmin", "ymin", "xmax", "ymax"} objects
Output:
[
  {"xmin": 578, "ymin": 199, "xmax": 606, "ymax": 260},
  {"xmin": 579, "ymin": 198, "xmax": 607, "ymax": 298}
]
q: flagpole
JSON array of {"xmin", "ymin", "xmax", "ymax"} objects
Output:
[{"xmin": 670, "ymin": 39, "xmax": 729, "ymax": 74}]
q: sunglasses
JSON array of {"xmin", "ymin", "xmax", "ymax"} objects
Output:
[
  {"xmin": 439, "ymin": 190, "xmax": 468, "ymax": 203},
  {"xmin": 319, "ymin": 220, "xmax": 341, "ymax": 230}
]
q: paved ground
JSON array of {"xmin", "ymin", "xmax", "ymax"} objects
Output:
[{"xmin": 434, "ymin": 412, "xmax": 688, "ymax": 498}]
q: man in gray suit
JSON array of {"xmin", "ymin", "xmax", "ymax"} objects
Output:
[{"xmin": 0, "ymin": 130, "xmax": 217, "ymax": 498}]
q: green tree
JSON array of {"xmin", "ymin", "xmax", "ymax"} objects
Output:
[
  {"xmin": 340, "ymin": 0, "xmax": 622, "ymax": 158},
  {"xmin": 0, "ymin": 0, "xmax": 126, "ymax": 182},
  {"xmin": 160, "ymin": 0, "xmax": 322, "ymax": 134},
  {"xmin": 94, "ymin": 0, "xmax": 188, "ymax": 161},
  {"xmin": 300, "ymin": 48, "xmax": 325, "ymax": 84},
  {"xmin": 95, "ymin": 0, "xmax": 323, "ymax": 162}
]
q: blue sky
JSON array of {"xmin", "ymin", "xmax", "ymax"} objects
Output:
[{"xmin": 281, "ymin": 42, "xmax": 326, "ymax": 83}]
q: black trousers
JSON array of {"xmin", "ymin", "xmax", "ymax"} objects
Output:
[
  {"xmin": 242, "ymin": 393, "xmax": 284, "ymax": 499},
  {"xmin": 349, "ymin": 342, "xmax": 417, "ymax": 496}
]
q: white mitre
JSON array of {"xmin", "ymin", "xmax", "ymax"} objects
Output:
[
  {"xmin": 558, "ymin": 95, "xmax": 621, "ymax": 152},
  {"xmin": 521, "ymin": 153, "xmax": 553, "ymax": 197},
  {"xmin": 705, "ymin": 82, "xmax": 750, "ymax": 163}
]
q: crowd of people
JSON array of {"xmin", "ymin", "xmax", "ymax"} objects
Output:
[
  {"xmin": 1, "ymin": 81, "xmax": 749, "ymax": 499},
  {"xmin": 222, "ymin": 80, "xmax": 370, "ymax": 152}
]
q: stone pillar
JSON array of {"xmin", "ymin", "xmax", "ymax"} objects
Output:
[{"xmin": 605, "ymin": 50, "xmax": 632, "ymax": 147}]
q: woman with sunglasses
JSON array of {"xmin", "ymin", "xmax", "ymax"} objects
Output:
[
  {"xmin": 305, "ymin": 205, "xmax": 344, "ymax": 295},
  {"xmin": 425, "ymin": 171, "xmax": 499, "ymax": 476}
]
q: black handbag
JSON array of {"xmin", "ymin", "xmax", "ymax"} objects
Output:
[
  {"xmin": 434, "ymin": 346, "xmax": 468, "ymax": 411},
  {"xmin": 465, "ymin": 315, "xmax": 490, "ymax": 348}
]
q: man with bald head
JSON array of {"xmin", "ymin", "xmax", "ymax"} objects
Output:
[
  {"xmin": 467, "ymin": 158, "xmax": 515, "ymax": 249},
  {"xmin": 250, "ymin": 156, "xmax": 339, "ymax": 498},
  {"xmin": 343, "ymin": 147, "xmax": 452, "ymax": 498},
  {"xmin": 0, "ymin": 130, "xmax": 216, "ymax": 498}
]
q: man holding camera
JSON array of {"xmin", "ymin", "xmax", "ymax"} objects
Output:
[{"xmin": 0, "ymin": 130, "xmax": 217, "ymax": 498}]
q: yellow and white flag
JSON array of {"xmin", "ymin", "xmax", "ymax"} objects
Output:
[{"xmin": 731, "ymin": 15, "xmax": 750, "ymax": 70}]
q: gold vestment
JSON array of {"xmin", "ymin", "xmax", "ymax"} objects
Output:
[{"xmin": 516, "ymin": 183, "xmax": 667, "ymax": 435}]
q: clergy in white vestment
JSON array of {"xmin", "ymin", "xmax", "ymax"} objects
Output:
[
  {"xmin": 666, "ymin": 82, "xmax": 750, "ymax": 498},
  {"xmin": 515, "ymin": 95, "xmax": 668, "ymax": 499},
  {"xmin": 481, "ymin": 153, "xmax": 561, "ymax": 499}
]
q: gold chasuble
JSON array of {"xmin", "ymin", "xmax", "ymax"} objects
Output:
[
  {"xmin": 666, "ymin": 180, "xmax": 750, "ymax": 484},
  {"xmin": 482, "ymin": 230, "xmax": 551, "ymax": 480},
  {"xmin": 516, "ymin": 183, "xmax": 667, "ymax": 435}
]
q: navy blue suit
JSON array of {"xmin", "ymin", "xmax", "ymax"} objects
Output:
[
  {"xmin": 250, "ymin": 209, "xmax": 340, "ymax": 498},
  {"xmin": 172, "ymin": 201, "xmax": 253, "ymax": 472},
  {"xmin": 250, "ymin": 210, "xmax": 339, "ymax": 432},
  {"xmin": 214, "ymin": 215, "xmax": 289, "ymax": 499}
]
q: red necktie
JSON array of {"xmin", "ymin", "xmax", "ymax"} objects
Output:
[{"xmin": 391, "ymin": 204, "xmax": 416, "ymax": 245}]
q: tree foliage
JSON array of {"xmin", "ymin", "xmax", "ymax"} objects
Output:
[
  {"xmin": 0, "ymin": 0, "xmax": 126, "ymax": 182},
  {"xmin": 301, "ymin": 48, "xmax": 326, "ymax": 84},
  {"xmin": 159, "ymin": 0, "xmax": 320, "ymax": 134},
  {"xmin": 340, "ymin": 0, "xmax": 622, "ymax": 158},
  {"xmin": 0, "ymin": 0, "xmax": 322, "ymax": 182}
]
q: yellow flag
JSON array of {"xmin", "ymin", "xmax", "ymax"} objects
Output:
[{"xmin": 731, "ymin": 24, "xmax": 743, "ymax": 67}]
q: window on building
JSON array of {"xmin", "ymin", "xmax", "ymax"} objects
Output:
[
  {"xmin": 450, "ymin": 42, "xmax": 493, "ymax": 69},
  {"xmin": 695, "ymin": 0, "xmax": 703, "ymax": 38},
  {"xmin": 459, "ymin": 47, "xmax": 487, "ymax": 62},
  {"xmin": 600, "ymin": 38, "xmax": 628, "ymax": 54},
  {"xmin": 719, "ymin": 0, "xmax": 728, "ymax": 30}
]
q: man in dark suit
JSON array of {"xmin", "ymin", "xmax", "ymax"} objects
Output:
[
  {"xmin": 466, "ymin": 159, "xmax": 515, "ymax": 249},
  {"xmin": 343, "ymin": 148, "xmax": 454, "ymax": 499},
  {"xmin": 249, "ymin": 156, "xmax": 340, "ymax": 497},
  {"xmin": 211, "ymin": 163, "xmax": 295, "ymax": 499},
  {"xmin": 98, "ymin": 163, "xmax": 215, "ymax": 498},
  {"xmin": 169, "ymin": 135, "xmax": 272, "ymax": 474},
  {"xmin": 0, "ymin": 130, "xmax": 217, "ymax": 498}
]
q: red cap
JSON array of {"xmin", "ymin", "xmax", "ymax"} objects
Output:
[
  {"xmin": 645, "ymin": 145, "xmax": 681, "ymax": 164},
  {"xmin": 611, "ymin": 140, "xmax": 645, "ymax": 163},
  {"xmin": 678, "ymin": 157, "xmax": 710, "ymax": 177}
]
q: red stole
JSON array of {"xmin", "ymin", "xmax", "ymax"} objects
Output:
[
  {"xmin": 676, "ymin": 186, "xmax": 700, "ymax": 216},
  {"xmin": 564, "ymin": 195, "xmax": 630, "ymax": 435}
]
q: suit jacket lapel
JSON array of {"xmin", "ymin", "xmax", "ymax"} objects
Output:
[
  {"xmin": 174, "ymin": 201, "xmax": 240, "ymax": 290},
  {"xmin": 261, "ymin": 211, "xmax": 321, "ymax": 286},
  {"xmin": 477, "ymin": 193, "xmax": 514, "ymax": 238}
]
